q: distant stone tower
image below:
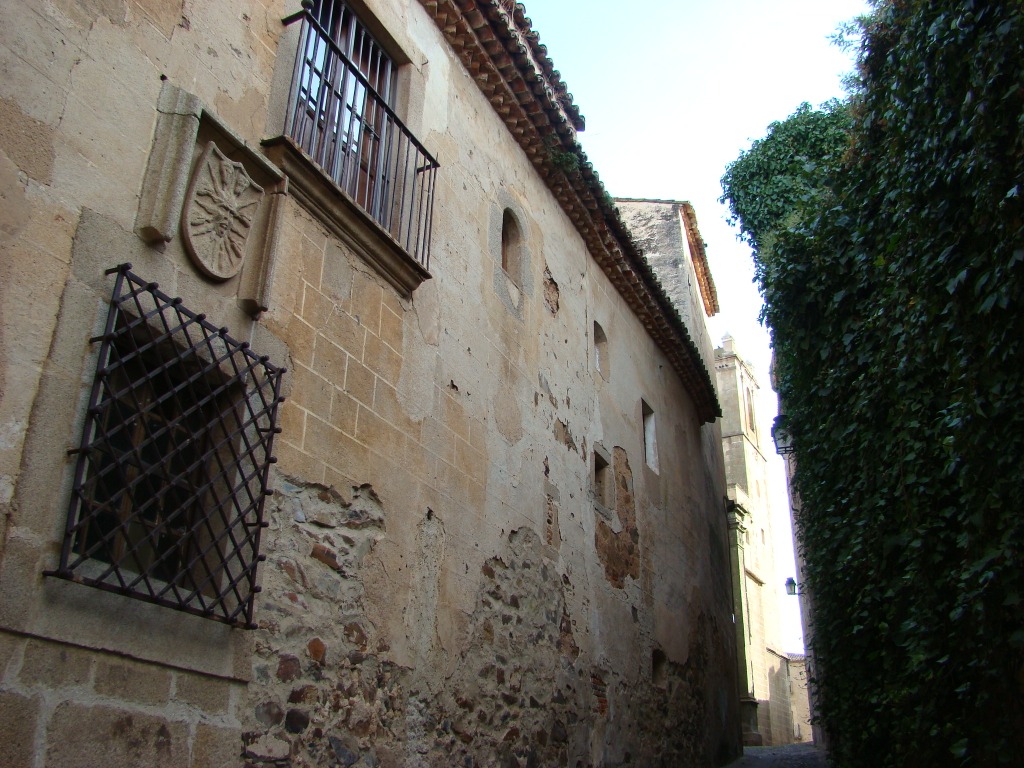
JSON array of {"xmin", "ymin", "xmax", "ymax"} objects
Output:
[{"xmin": 716, "ymin": 335, "xmax": 803, "ymax": 746}]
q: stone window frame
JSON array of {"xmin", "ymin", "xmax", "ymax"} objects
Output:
[
  {"xmin": 262, "ymin": 0, "xmax": 439, "ymax": 298},
  {"xmin": 592, "ymin": 442, "xmax": 614, "ymax": 519},
  {"xmin": 48, "ymin": 265, "xmax": 286, "ymax": 629},
  {"xmin": 501, "ymin": 208, "xmax": 524, "ymax": 284},
  {"xmin": 641, "ymin": 398, "xmax": 659, "ymax": 474},
  {"xmin": 490, "ymin": 193, "xmax": 533, "ymax": 319}
]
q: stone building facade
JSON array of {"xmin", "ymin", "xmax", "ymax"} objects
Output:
[
  {"xmin": 0, "ymin": 1, "xmax": 739, "ymax": 766},
  {"xmin": 714, "ymin": 336, "xmax": 808, "ymax": 746}
]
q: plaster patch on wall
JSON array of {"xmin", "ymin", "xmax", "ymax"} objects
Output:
[
  {"xmin": 213, "ymin": 85, "xmax": 267, "ymax": 142},
  {"xmin": 0, "ymin": 100, "xmax": 56, "ymax": 185},
  {"xmin": 133, "ymin": 0, "xmax": 183, "ymax": 38},
  {"xmin": 493, "ymin": 383, "xmax": 523, "ymax": 444},
  {"xmin": 595, "ymin": 447, "xmax": 640, "ymax": 589},
  {"xmin": 538, "ymin": 372, "xmax": 558, "ymax": 408},
  {"xmin": 53, "ymin": 0, "xmax": 130, "ymax": 27},
  {"xmin": 412, "ymin": 277, "xmax": 441, "ymax": 346},
  {"xmin": 405, "ymin": 509, "xmax": 446, "ymax": 671},
  {"xmin": 397, "ymin": 308, "xmax": 438, "ymax": 422}
]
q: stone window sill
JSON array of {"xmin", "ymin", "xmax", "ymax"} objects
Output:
[{"xmin": 262, "ymin": 135, "xmax": 431, "ymax": 297}]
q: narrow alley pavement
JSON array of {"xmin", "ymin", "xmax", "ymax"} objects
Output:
[{"xmin": 728, "ymin": 743, "xmax": 828, "ymax": 767}]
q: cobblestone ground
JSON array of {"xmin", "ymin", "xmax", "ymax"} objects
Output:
[{"xmin": 728, "ymin": 743, "xmax": 828, "ymax": 767}]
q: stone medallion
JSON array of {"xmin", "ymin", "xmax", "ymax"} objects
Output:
[{"xmin": 182, "ymin": 141, "xmax": 265, "ymax": 280}]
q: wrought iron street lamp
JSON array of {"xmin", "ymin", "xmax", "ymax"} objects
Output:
[{"xmin": 772, "ymin": 415, "xmax": 796, "ymax": 455}]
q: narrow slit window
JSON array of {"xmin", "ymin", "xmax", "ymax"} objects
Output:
[
  {"xmin": 642, "ymin": 399, "xmax": 659, "ymax": 473},
  {"xmin": 594, "ymin": 451, "xmax": 612, "ymax": 508},
  {"xmin": 746, "ymin": 386, "xmax": 757, "ymax": 437},
  {"xmin": 593, "ymin": 320, "xmax": 608, "ymax": 379},
  {"xmin": 652, "ymin": 648, "xmax": 668, "ymax": 688},
  {"xmin": 501, "ymin": 208, "xmax": 522, "ymax": 284}
]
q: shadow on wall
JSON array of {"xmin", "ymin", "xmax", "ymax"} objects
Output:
[{"xmin": 765, "ymin": 658, "xmax": 797, "ymax": 746}]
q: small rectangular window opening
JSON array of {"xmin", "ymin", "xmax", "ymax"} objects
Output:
[
  {"xmin": 652, "ymin": 648, "xmax": 668, "ymax": 688},
  {"xmin": 594, "ymin": 451, "xmax": 612, "ymax": 508},
  {"xmin": 642, "ymin": 399, "xmax": 659, "ymax": 472},
  {"xmin": 746, "ymin": 386, "xmax": 757, "ymax": 437}
]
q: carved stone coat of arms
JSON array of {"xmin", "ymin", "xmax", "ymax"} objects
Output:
[{"xmin": 182, "ymin": 141, "xmax": 265, "ymax": 280}]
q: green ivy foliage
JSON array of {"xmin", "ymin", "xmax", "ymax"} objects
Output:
[
  {"xmin": 721, "ymin": 100, "xmax": 852, "ymax": 255},
  {"xmin": 721, "ymin": 2, "xmax": 1024, "ymax": 765}
]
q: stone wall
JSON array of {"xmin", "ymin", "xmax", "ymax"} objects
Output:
[
  {"xmin": 0, "ymin": 634, "xmax": 241, "ymax": 768},
  {"xmin": 615, "ymin": 200, "xmax": 717, "ymax": 377},
  {"xmin": 788, "ymin": 655, "xmax": 813, "ymax": 743},
  {"xmin": 0, "ymin": 0, "xmax": 739, "ymax": 765}
]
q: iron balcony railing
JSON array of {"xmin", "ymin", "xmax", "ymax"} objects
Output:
[{"xmin": 283, "ymin": 5, "xmax": 439, "ymax": 270}]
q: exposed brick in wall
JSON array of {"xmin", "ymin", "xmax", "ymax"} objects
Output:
[
  {"xmin": 544, "ymin": 494, "xmax": 561, "ymax": 547},
  {"xmin": 244, "ymin": 501, "xmax": 592, "ymax": 767},
  {"xmin": 595, "ymin": 447, "xmax": 640, "ymax": 589},
  {"xmin": 543, "ymin": 266, "xmax": 560, "ymax": 315}
]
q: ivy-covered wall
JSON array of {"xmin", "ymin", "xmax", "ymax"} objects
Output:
[{"xmin": 722, "ymin": 1, "xmax": 1024, "ymax": 766}]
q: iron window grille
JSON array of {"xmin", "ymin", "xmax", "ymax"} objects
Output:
[
  {"xmin": 283, "ymin": 0, "xmax": 439, "ymax": 268},
  {"xmin": 48, "ymin": 264, "xmax": 286, "ymax": 628}
]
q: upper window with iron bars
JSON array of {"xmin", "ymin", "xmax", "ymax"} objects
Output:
[{"xmin": 280, "ymin": 0, "xmax": 438, "ymax": 275}]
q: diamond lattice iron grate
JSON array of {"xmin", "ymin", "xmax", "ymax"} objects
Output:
[{"xmin": 48, "ymin": 264, "xmax": 286, "ymax": 628}]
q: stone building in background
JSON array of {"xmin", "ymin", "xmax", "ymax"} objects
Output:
[
  {"xmin": 714, "ymin": 336, "xmax": 810, "ymax": 746},
  {"xmin": 0, "ymin": 0, "xmax": 740, "ymax": 766},
  {"xmin": 770, "ymin": 351, "xmax": 823, "ymax": 748},
  {"xmin": 788, "ymin": 653, "xmax": 813, "ymax": 742},
  {"xmin": 615, "ymin": 203, "xmax": 812, "ymax": 747}
]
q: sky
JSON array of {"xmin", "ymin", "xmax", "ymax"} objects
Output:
[{"xmin": 521, "ymin": 0, "xmax": 870, "ymax": 652}]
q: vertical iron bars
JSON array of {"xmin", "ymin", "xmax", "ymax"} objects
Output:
[{"xmin": 283, "ymin": 3, "xmax": 438, "ymax": 271}]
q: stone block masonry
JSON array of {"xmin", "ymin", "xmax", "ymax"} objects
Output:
[{"xmin": 0, "ymin": 632, "xmax": 243, "ymax": 768}]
